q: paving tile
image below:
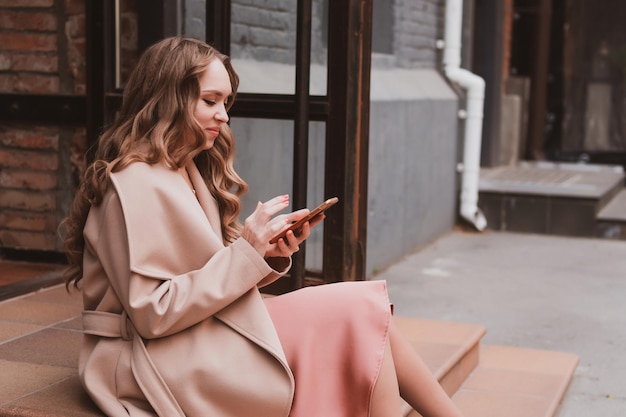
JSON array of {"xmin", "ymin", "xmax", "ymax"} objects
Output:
[
  {"xmin": 0, "ymin": 375, "xmax": 104, "ymax": 417},
  {"xmin": 0, "ymin": 299, "xmax": 82, "ymax": 326},
  {"xmin": 22, "ymin": 285, "xmax": 82, "ymax": 307},
  {"xmin": 0, "ymin": 328, "xmax": 81, "ymax": 369},
  {"xmin": 462, "ymin": 367, "xmax": 568, "ymax": 397},
  {"xmin": 453, "ymin": 390, "xmax": 555, "ymax": 417},
  {"xmin": 0, "ymin": 360, "xmax": 75, "ymax": 404},
  {"xmin": 0, "ymin": 321, "xmax": 42, "ymax": 344},
  {"xmin": 52, "ymin": 317, "xmax": 82, "ymax": 331},
  {"xmin": 479, "ymin": 345, "xmax": 579, "ymax": 375}
]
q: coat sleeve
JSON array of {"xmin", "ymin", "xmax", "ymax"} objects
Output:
[{"xmin": 85, "ymin": 164, "xmax": 286, "ymax": 339}]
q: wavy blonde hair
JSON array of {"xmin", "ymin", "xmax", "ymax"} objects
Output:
[{"xmin": 61, "ymin": 37, "xmax": 247, "ymax": 288}]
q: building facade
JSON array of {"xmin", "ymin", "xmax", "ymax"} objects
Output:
[{"xmin": 1, "ymin": 0, "xmax": 504, "ymax": 279}]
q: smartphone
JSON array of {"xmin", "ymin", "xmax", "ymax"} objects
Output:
[{"xmin": 269, "ymin": 197, "xmax": 339, "ymax": 244}]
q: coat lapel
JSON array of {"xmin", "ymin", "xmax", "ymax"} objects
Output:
[
  {"xmin": 186, "ymin": 162, "xmax": 291, "ymax": 369},
  {"xmin": 186, "ymin": 162, "xmax": 223, "ymax": 241},
  {"xmin": 216, "ymin": 289, "xmax": 292, "ymax": 371}
]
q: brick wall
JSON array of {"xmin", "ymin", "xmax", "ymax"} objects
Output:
[
  {"xmin": 395, "ymin": 0, "xmax": 444, "ymax": 68},
  {"xmin": 0, "ymin": 0, "xmax": 86, "ymax": 254},
  {"xmin": 230, "ymin": 0, "xmax": 298, "ymax": 64}
]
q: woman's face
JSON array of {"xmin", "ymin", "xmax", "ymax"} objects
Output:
[{"xmin": 193, "ymin": 59, "xmax": 232, "ymax": 150}]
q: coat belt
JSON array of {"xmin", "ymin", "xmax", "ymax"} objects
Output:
[{"xmin": 82, "ymin": 310, "xmax": 186, "ymax": 417}]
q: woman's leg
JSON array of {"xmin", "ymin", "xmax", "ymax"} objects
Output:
[
  {"xmin": 389, "ymin": 321, "xmax": 465, "ymax": 417},
  {"xmin": 370, "ymin": 336, "xmax": 402, "ymax": 417}
]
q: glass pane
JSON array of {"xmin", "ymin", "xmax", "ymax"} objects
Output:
[
  {"xmin": 230, "ymin": 118, "xmax": 325, "ymax": 272},
  {"xmin": 180, "ymin": 0, "xmax": 327, "ymax": 95},
  {"xmin": 230, "ymin": 0, "xmax": 328, "ymax": 95},
  {"xmin": 311, "ymin": 0, "xmax": 328, "ymax": 95},
  {"xmin": 182, "ymin": 0, "xmax": 205, "ymax": 41},
  {"xmin": 304, "ymin": 121, "xmax": 326, "ymax": 272},
  {"xmin": 232, "ymin": 118, "xmax": 294, "ymax": 216},
  {"xmin": 229, "ymin": 1, "xmax": 297, "ymax": 94}
]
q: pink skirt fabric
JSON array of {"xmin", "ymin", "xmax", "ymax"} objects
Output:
[{"xmin": 264, "ymin": 280, "xmax": 391, "ymax": 417}]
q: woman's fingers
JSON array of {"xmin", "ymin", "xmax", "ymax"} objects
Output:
[{"xmin": 259, "ymin": 195, "xmax": 290, "ymax": 219}]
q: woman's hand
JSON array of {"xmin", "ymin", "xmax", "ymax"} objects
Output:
[
  {"xmin": 265, "ymin": 210, "xmax": 325, "ymax": 258},
  {"xmin": 241, "ymin": 195, "xmax": 314, "ymax": 258}
]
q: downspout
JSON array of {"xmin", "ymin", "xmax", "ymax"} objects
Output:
[{"xmin": 442, "ymin": 0, "xmax": 487, "ymax": 231}]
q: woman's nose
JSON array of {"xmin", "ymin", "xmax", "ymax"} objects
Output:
[{"xmin": 216, "ymin": 105, "xmax": 229, "ymax": 122}]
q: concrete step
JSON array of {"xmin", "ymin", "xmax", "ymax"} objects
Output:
[
  {"xmin": 478, "ymin": 161, "xmax": 625, "ymax": 238},
  {"xmin": 393, "ymin": 316, "xmax": 486, "ymax": 396},
  {"xmin": 396, "ymin": 317, "xmax": 578, "ymax": 417},
  {"xmin": 450, "ymin": 345, "xmax": 579, "ymax": 417},
  {"xmin": 0, "ymin": 285, "xmax": 578, "ymax": 417},
  {"xmin": 595, "ymin": 188, "xmax": 626, "ymax": 239}
]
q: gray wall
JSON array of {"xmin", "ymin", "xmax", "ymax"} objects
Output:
[{"xmin": 367, "ymin": 69, "xmax": 458, "ymax": 276}]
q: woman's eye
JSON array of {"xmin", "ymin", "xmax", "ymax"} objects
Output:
[{"xmin": 203, "ymin": 99, "xmax": 215, "ymax": 106}]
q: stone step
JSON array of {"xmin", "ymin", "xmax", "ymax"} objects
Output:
[
  {"xmin": 0, "ymin": 285, "xmax": 578, "ymax": 417},
  {"xmin": 451, "ymin": 344, "xmax": 579, "ymax": 417},
  {"xmin": 393, "ymin": 316, "xmax": 486, "ymax": 396},
  {"xmin": 478, "ymin": 161, "xmax": 625, "ymax": 237},
  {"xmin": 397, "ymin": 318, "xmax": 578, "ymax": 417},
  {"xmin": 595, "ymin": 188, "xmax": 626, "ymax": 239}
]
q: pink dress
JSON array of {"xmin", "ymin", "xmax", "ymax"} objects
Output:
[{"xmin": 264, "ymin": 280, "xmax": 391, "ymax": 417}]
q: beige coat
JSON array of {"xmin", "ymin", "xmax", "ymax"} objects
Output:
[{"xmin": 79, "ymin": 161, "xmax": 295, "ymax": 417}]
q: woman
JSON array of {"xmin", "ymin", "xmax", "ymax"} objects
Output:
[{"xmin": 62, "ymin": 37, "xmax": 464, "ymax": 417}]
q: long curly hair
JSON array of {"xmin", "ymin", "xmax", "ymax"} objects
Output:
[{"xmin": 61, "ymin": 37, "xmax": 248, "ymax": 289}]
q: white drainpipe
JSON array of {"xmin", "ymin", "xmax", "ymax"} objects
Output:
[{"xmin": 442, "ymin": 0, "xmax": 487, "ymax": 231}]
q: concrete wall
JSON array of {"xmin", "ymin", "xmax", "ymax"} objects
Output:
[{"xmin": 367, "ymin": 69, "xmax": 458, "ymax": 276}]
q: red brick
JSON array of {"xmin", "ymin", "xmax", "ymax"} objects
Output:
[
  {"xmin": 0, "ymin": 169, "xmax": 58, "ymax": 190},
  {"xmin": 0, "ymin": 33, "xmax": 57, "ymax": 52},
  {"xmin": 0, "ymin": 127, "xmax": 59, "ymax": 150},
  {"xmin": 65, "ymin": 0, "xmax": 86, "ymax": 16},
  {"xmin": 65, "ymin": 14, "xmax": 85, "ymax": 38},
  {"xmin": 0, "ymin": 74, "xmax": 15, "ymax": 92},
  {"xmin": 0, "ymin": 11, "xmax": 57, "ymax": 31},
  {"xmin": 0, "ymin": 0, "xmax": 54, "ymax": 7},
  {"xmin": 0, "ymin": 54, "xmax": 8, "ymax": 70},
  {"xmin": 0, "ymin": 229, "xmax": 58, "ymax": 251},
  {"xmin": 69, "ymin": 128, "xmax": 87, "ymax": 176},
  {"xmin": 0, "ymin": 53, "xmax": 58, "ymax": 72},
  {"xmin": 68, "ymin": 37, "xmax": 86, "ymax": 86},
  {"xmin": 0, "ymin": 189, "xmax": 56, "ymax": 211},
  {"xmin": 0, "ymin": 149, "xmax": 58, "ymax": 170},
  {"xmin": 0, "ymin": 210, "xmax": 56, "ymax": 232},
  {"xmin": 0, "ymin": 73, "xmax": 60, "ymax": 93}
]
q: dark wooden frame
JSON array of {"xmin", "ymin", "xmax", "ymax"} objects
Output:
[{"xmin": 0, "ymin": 0, "xmax": 373, "ymax": 289}]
